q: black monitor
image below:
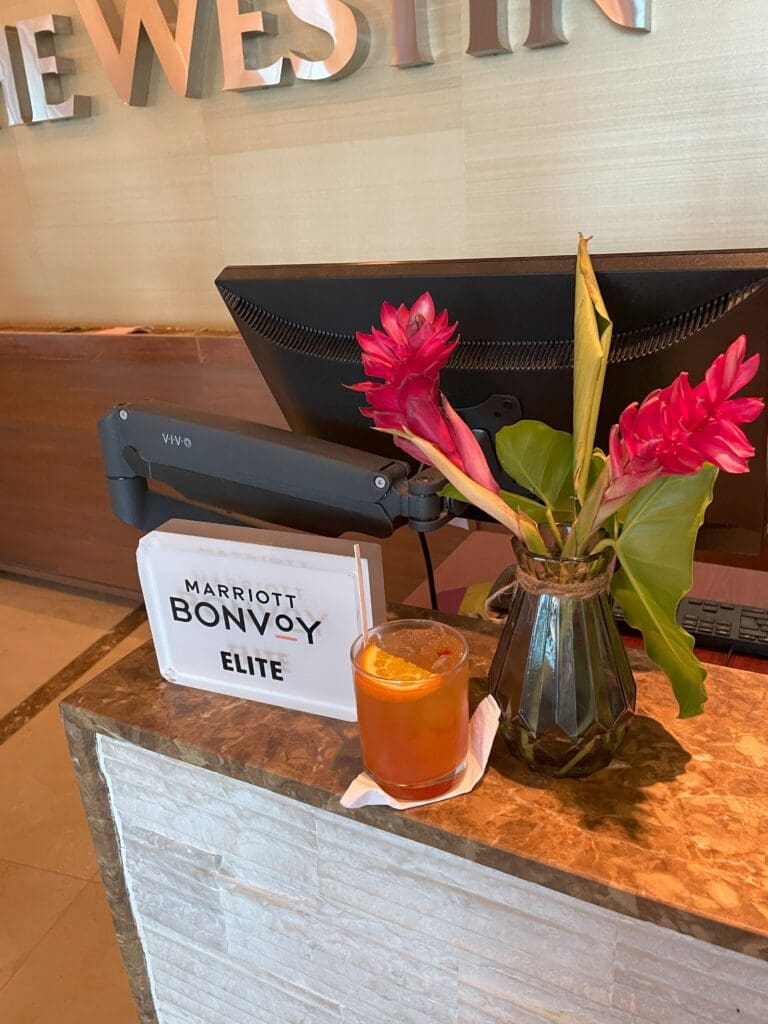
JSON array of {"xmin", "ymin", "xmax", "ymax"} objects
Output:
[{"xmin": 215, "ymin": 251, "xmax": 768, "ymax": 559}]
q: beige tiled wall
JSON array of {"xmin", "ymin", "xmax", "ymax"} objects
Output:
[{"xmin": 1, "ymin": 1, "xmax": 767, "ymax": 328}]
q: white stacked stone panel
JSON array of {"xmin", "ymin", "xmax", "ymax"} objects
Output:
[{"xmin": 97, "ymin": 736, "xmax": 768, "ymax": 1024}]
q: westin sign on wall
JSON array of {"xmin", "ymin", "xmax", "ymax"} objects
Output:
[{"xmin": 0, "ymin": 1, "xmax": 651, "ymax": 128}]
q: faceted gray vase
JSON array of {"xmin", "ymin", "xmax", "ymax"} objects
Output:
[{"xmin": 489, "ymin": 537, "xmax": 636, "ymax": 778}]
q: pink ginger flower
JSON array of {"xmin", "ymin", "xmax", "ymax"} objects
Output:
[
  {"xmin": 348, "ymin": 293, "xmax": 499, "ymax": 492},
  {"xmin": 600, "ymin": 335, "xmax": 764, "ymax": 520},
  {"xmin": 354, "ymin": 292, "xmax": 458, "ymax": 380}
]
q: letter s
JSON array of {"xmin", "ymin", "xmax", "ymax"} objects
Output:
[{"xmin": 286, "ymin": 0, "xmax": 369, "ymax": 81}]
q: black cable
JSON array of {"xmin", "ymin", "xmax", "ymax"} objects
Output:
[
  {"xmin": 418, "ymin": 531, "xmax": 439, "ymax": 612},
  {"xmin": 723, "ymin": 644, "xmax": 735, "ymax": 667},
  {"xmin": 414, "ymin": 462, "xmax": 439, "ymax": 612}
]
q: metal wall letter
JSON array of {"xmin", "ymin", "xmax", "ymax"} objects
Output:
[
  {"xmin": 217, "ymin": 0, "xmax": 292, "ymax": 90},
  {"xmin": 390, "ymin": 0, "xmax": 433, "ymax": 68},
  {"xmin": 467, "ymin": 0, "xmax": 512, "ymax": 57},
  {"xmin": 75, "ymin": 0, "xmax": 213, "ymax": 105},
  {"xmin": 0, "ymin": 27, "xmax": 27, "ymax": 126},
  {"xmin": 16, "ymin": 16, "xmax": 91, "ymax": 122},
  {"xmin": 287, "ymin": 1, "xmax": 369, "ymax": 81},
  {"xmin": 526, "ymin": 0, "xmax": 651, "ymax": 49},
  {"xmin": 525, "ymin": 0, "xmax": 566, "ymax": 48},
  {"xmin": 593, "ymin": 1, "xmax": 651, "ymax": 32}
]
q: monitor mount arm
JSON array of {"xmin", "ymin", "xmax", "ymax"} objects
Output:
[{"xmin": 98, "ymin": 401, "xmax": 463, "ymax": 538}]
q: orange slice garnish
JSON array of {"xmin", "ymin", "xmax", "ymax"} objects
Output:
[
  {"xmin": 357, "ymin": 644, "xmax": 442, "ymax": 701},
  {"xmin": 360, "ymin": 644, "xmax": 431, "ymax": 681}
]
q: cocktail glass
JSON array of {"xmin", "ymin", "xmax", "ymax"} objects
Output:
[{"xmin": 350, "ymin": 619, "xmax": 469, "ymax": 801}]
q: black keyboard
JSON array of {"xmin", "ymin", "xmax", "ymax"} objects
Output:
[{"xmin": 613, "ymin": 597, "xmax": 768, "ymax": 659}]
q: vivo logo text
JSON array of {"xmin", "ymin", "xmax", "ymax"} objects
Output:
[{"xmin": 162, "ymin": 434, "xmax": 193, "ymax": 448}]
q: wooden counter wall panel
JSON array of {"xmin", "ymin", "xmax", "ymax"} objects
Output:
[{"xmin": 0, "ymin": 332, "xmax": 286, "ymax": 593}]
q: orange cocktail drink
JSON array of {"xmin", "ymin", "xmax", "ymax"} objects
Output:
[{"xmin": 351, "ymin": 619, "xmax": 469, "ymax": 800}]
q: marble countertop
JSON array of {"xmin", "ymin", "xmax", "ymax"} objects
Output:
[{"xmin": 61, "ymin": 605, "xmax": 768, "ymax": 961}]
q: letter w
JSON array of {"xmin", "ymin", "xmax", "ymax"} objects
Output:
[{"xmin": 76, "ymin": 0, "xmax": 212, "ymax": 105}]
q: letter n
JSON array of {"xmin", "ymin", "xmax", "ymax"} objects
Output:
[
  {"xmin": 75, "ymin": 0, "xmax": 213, "ymax": 105},
  {"xmin": 592, "ymin": 0, "xmax": 651, "ymax": 32},
  {"xmin": 526, "ymin": 1, "xmax": 651, "ymax": 49}
]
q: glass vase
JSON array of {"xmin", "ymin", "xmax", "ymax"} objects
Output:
[{"xmin": 488, "ymin": 536, "xmax": 636, "ymax": 778}]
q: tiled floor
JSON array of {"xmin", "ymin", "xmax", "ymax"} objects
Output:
[{"xmin": 0, "ymin": 573, "xmax": 147, "ymax": 1024}]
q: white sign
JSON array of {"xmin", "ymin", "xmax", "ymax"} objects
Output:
[{"xmin": 137, "ymin": 520, "xmax": 386, "ymax": 721}]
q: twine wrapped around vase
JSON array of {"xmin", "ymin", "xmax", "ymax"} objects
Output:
[
  {"xmin": 515, "ymin": 564, "xmax": 610, "ymax": 598},
  {"xmin": 484, "ymin": 562, "xmax": 610, "ymax": 620}
]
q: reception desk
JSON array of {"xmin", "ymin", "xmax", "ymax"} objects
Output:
[{"xmin": 61, "ymin": 606, "xmax": 768, "ymax": 1024}]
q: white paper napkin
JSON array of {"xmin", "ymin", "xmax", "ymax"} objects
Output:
[{"xmin": 340, "ymin": 695, "xmax": 501, "ymax": 810}]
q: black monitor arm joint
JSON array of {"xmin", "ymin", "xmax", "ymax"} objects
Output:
[{"xmin": 98, "ymin": 401, "xmax": 462, "ymax": 538}]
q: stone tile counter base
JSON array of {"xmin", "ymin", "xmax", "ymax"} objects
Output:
[{"xmin": 97, "ymin": 735, "xmax": 766, "ymax": 1024}]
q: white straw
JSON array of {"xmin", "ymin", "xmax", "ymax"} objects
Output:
[{"xmin": 353, "ymin": 543, "xmax": 370, "ymax": 645}]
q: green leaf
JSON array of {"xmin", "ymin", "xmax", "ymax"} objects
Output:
[
  {"xmin": 562, "ymin": 460, "xmax": 609, "ymax": 557},
  {"xmin": 440, "ymin": 482, "xmax": 468, "ymax": 503},
  {"xmin": 441, "ymin": 481, "xmax": 549, "ymax": 523},
  {"xmin": 573, "ymin": 235, "xmax": 613, "ymax": 505},
  {"xmin": 496, "ymin": 420, "xmax": 574, "ymax": 510},
  {"xmin": 500, "ymin": 490, "xmax": 550, "ymax": 523},
  {"xmin": 589, "ymin": 450, "xmax": 607, "ymax": 489},
  {"xmin": 458, "ymin": 581, "xmax": 494, "ymax": 618},
  {"xmin": 610, "ymin": 466, "xmax": 718, "ymax": 718}
]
